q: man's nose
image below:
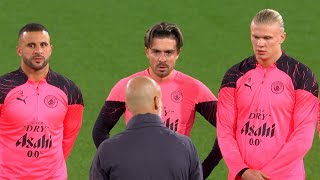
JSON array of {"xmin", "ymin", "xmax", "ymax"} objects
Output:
[
  {"xmin": 34, "ymin": 46, "xmax": 43, "ymax": 54},
  {"xmin": 257, "ymin": 39, "xmax": 264, "ymax": 46},
  {"xmin": 158, "ymin": 52, "xmax": 167, "ymax": 62}
]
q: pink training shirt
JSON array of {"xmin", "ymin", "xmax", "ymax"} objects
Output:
[
  {"xmin": 92, "ymin": 68, "xmax": 221, "ymax": 177},
  {"xmin": 217, "ymin": 53, "xmax": 318, "ymax": 180},
  {"xmin": 106, "ymin": 68, "xmax": 217, "ymax": 136},
  {"xmin": 0, "ymin": 68, "xmax": 84, "ymax": 179}
]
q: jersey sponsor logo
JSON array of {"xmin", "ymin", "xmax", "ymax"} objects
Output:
[
  {"xmin": 165, "ymin": 118, "xmax": 179, "ymax": 131},
  {"xmin": 16, "ymin": 133, "xmax": 52, "ymax": 149},
  {"xmin": 164, "ymin": 108, "xmax": 174, "ymax": 116},
  {"xmin": 240, "ymin": 109, "xmax": 275, "ymax": 146},
  {"xmin": 244, "ymin": 78, "xmax": 254, "ymax": 90},
  {"xmin": 241, "ymin": 121, "xmax": 275, "ymax": 138},
  {"xmin": 163, "ymin": 106, "xmax": 178, "ymax": 131},
  {"xmin": 248, "ymin": 112, "xmax": 270, "ymax": 120},
  {"xmin": 171, "ymin": 90, "xmax": 183, "ymax": 103},
  {"xmin": 44, "ymin": 95, "xmax": 58, "ymax": 108},
  {"xmin": 15, "ymin": 122, "xmax": 52, "ymax": 158},
  {"xmin": 271, "ymin": 81, "xmax": 284, "ymax": 94}
]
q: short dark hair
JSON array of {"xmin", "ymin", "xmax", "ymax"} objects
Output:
[
  {"xmin": 144, "ymin": 22, "xmax": 183, "ymax": 49},
  {"xmin": 18, "ymin": 23, "xmax": 49, "ymax": 38}
]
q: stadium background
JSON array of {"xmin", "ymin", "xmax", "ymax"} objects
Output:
[{"xmin": 0, "ymin": 0, "xmax": 319, "ymax": 179}]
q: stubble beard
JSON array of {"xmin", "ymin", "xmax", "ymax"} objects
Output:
[
  {"xmin": 154, "ymin": 63, "xmax": 172, "ymax": 78},
  {"xmin": 23, "ymin": 55, "xmax": 49, "ymax": 71}
]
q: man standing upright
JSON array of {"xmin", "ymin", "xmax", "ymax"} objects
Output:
[
  {"xmin": 92, "ymin": 22, "xmax": 222, "ymax": 178},
  {"xmin": 217, "ymin": 9, "xmax": 318, "ymax": 180},
  {"xmin": 0, "ymin": 23, "xmax": 84, "ymax": 179},
  {"xmin": 90, "ymin": 76, "xmax": 202, "ymax": 180}
]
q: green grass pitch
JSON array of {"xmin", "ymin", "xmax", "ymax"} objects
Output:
[{"xmin": 0, "ymin": 0, "xmax": 319, "ymax": 179}]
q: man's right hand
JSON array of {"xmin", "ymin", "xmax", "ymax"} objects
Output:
[{"xmin": 241, "ymin": 169, "xmax": 270, "ymax": 180}]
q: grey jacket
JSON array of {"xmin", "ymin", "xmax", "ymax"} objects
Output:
[{"xmin": 89, "ymin": 113, "xmax": 203, "ymax": 180}]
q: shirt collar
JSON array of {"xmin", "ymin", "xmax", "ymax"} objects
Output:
[
  {"xmin": 18, "ymin": 67, "xmax": 54, "ymax": 83},
  {"xmin": 144, "ymin": 68, "xmax": 178, "ymax": 82},
  {"xmin": 126, "ymin": 113, "xmax": 164, "ymax": 129}
]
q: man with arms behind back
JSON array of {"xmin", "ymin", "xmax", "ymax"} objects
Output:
[{"xmin": 0, "ymin": 23, "xmax": 84, "ymax": 179}]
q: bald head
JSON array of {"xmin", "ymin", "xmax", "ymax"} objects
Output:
[{"xmin": 126, "ymin": 76, "xmax": 162, "ymax": 116}]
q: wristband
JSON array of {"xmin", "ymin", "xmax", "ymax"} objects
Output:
[{"xmin": 238, "ymin": 167, "xmax": 249, "ymax": 177}]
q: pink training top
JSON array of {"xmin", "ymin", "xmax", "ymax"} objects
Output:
[
  {"xmin": 217, "ymin": 53, "xmax": 318, "ymax": 180},
  {"xmin": 106, "ymin": 68, "xmax": 217, "ymax": 136},
  {"xmin": 0, "ymin": 68, "xmax": 84, "ymax": 180}
]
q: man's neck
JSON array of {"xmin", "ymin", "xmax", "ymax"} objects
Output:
[
  {"xmin": 148, "ymin": 68, "xmax": 174, "ymax": 82},
  {"xmin": 256, "ymin": 52, "xmax": 282, "ymax": 68},
  {"xmin": 21, "ymin": 65, "xmax": 49, "ymax": 82}
]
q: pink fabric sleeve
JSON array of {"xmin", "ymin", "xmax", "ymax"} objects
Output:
[
  {"xmin": 217, "ymin": 87, "xmax": 247, "ymax": 179},
  {"xmin": 318, "ymin": 101, "xmax": 320, "ymax": 134},
  {"xmin": 63, "ymin": 104, "xmax": 84, "ymax": 160},
  {"xmin": 261, "ymin": 90, "xmax": 317, "ymax": 175},
  {"xmin": 106, "ymin": 78, "xmax": 127, "ymax": 102},
  {"xmin": 195, "ymin": 80, "xmax": 217, "ymax": 103}
]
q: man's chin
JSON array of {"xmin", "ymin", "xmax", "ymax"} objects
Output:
[
  {"xmin": 154, "ymin": 70, "xmax": 169, "ymax": 77},
  {"xmin": 255, "ymin": 55, "xmax": 269, "ymax": 62},
  {"xmin": 30, "ymin": 64, "xmax": 47, "ymax": 71}
]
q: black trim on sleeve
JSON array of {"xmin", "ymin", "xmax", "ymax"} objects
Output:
[
  {"xmin": 195, "ymin": 101, "xmax": 217, "ymax": 127},
  {"xmin": 195, "ymin": 101, "xmax": 222, "ymax": 178},
  {"xmin": 0, "ymin": 69, "xmax": 28, "ymax": 104},
  {"xmin": 238, "ymin": 167, "xmax": 249, "ymax": 177},
  {"xmin": 202, "ymin": 138, "xmax": 223, "ymax": 179},
  {"xmin": 92, "ymin": 101, "xmax": 126, "ymax": 148},
  {"xmin": 220, "ymin": 56, "xmax": 256, "ymax": 90},
  {"xmin": 276, "ymin": 53, "xmax": 318, "ymax": 97},
  {"xmin": 46, "ymin": 69, "xmax": 84, "ymax": 106}
]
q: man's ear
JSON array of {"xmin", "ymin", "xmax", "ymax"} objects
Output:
[
  {"xmin": 154, "ymin": 96, "xmax": 159, "ymax": 110},
  {"xmin": 16, "ymin": 46, "xmax": 22, "ymax": 57},
  {"xmin": 175, "ymin": 48, "xmax": 182, "ymax": 60},
  {"xmin": 279, "ymin": 32, "xmax": 286, "ymax": 44},
  {"xmin": 177, "ymin": 48, "xmax": 182, "ymax": 55},
  {"xmin": 145, "ymin": 47, "xmax": 149, "ymax": 57},
  {"xmin": 154, "ymin": 95, "xmax": 162, "ymax": 116}
]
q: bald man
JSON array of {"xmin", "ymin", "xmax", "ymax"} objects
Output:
[{"xmin": 90, "ymin": 76, "xmax": 203, "ymax": 180}]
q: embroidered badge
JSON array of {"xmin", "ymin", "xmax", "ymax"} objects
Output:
[
  {"xmin": 44, "ymin": 95, "xmax": 58, "ymax": 108},
  {"xmin": 171, "ymin": 90, "xmax": 183, "ymax": 103},
  {"xmin": 271, "ymin": 81, "xmax": 284, "ymax": 94}
]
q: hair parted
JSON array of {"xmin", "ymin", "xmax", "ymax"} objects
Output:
[{"xmin": 144, "ymin": 22, "xmax": 183, "ymax": 49}]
